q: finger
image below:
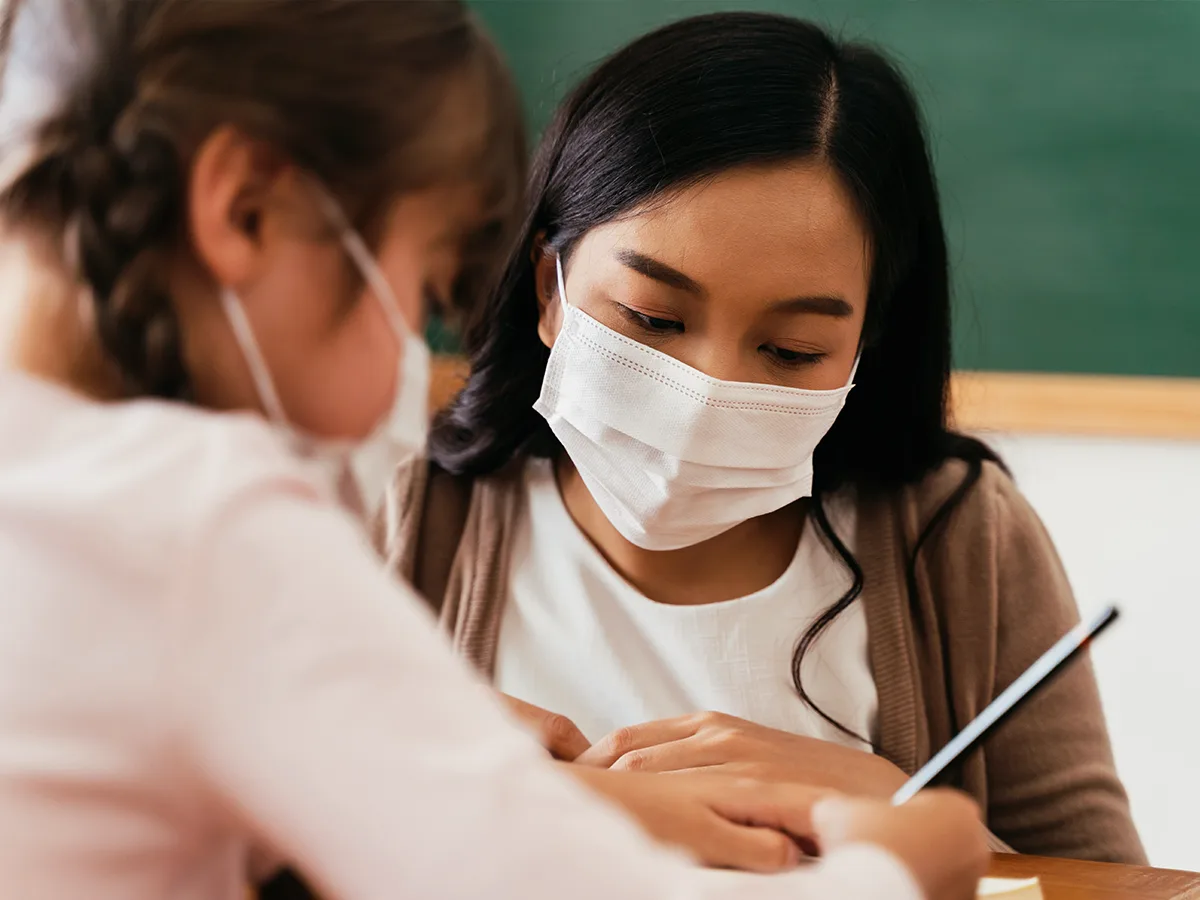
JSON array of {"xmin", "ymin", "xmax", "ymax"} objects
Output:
[
  {"xmin": 575, "ymin": 715, "xmax": 701, "ymax": 768},
  {"xmin": 699, "ymin": 813, "xmax": 803, "ymax": 873},
  {"xmin": 497, "ymin": 693, "xmax": 549, "ymax": 721},
  {"xmin": 499, "ymin": 694, "xmax": 590, "ymax": 761},
  {"xmin": 539, "ymin": 712, "xmax": 591, "ymax": 761},
  {"xmin": 608, "ymin": 735, "xmax": 725, "ymax": 773}
]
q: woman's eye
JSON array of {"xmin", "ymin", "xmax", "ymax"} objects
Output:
[
  {"xmin": 763, "ymin": 345, "xmax": 826, "ymax": 367},
  {"xmin": 618, "ymin": 304, "xmax": 684, "ymax": 334}
]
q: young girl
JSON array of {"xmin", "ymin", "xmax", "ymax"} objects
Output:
[
  {"xmin": 0, "ymin": 1, "xmax": 992, "ymax": 898},
  {"xmin": 383, "ymin": 11, "xmax": 1145, "ymax": 865}
]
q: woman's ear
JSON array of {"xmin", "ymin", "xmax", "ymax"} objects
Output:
[{"xmin": 532, "ymin": 239, "xmax": 562, "ymax": 350}]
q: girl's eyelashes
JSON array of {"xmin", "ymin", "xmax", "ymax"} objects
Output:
[{"xmin": 616, "ymin": 303, "xmax": 685, "ymax": 335}]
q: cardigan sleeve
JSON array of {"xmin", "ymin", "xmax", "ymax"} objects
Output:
[
  {"xmin": 371, "ymin": 452, "xmax": 429, "ymax": 577},
  {"xmin": 975, "ymin": 466, "xmax": 1146, "ymax": 864}
]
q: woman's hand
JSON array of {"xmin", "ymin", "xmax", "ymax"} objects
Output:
[
  {"xmin": 567, "ymin": 765, "xmax": 826, "ymax": 872},
  {"xmin": 498, "ymin": 693, "xmax": 591, "ymax": 761},
  {"xmin": 576, "ymin": 711, "xmax": 907, "ymax": 798}
]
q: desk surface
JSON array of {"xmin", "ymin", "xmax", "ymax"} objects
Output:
[
  {"xmin": 990, "ymin": 855, "xmax": 1200, "ymax": 900},
  {"xmin": 255, "ymin": 855, "xmax": 1200, "ymax": 900}
]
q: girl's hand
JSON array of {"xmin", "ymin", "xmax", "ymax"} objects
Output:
[
  {"xmin": 569, "ymin": 767, "xmax": 988, "ymax": 895},
  {"xmin": 577, "ymin": 711, "xmax": 907, "ymax": 798},
  {"xmin": 814, "ymin": 789, "xmax": 989, "ymax": 900},
  {"xmin": 567, "ymin": 766, "xmax": 827, "ymax": 872},
  {"xmin": 498, "ymin": 693, "xmax": 591, "ymax": 761}
]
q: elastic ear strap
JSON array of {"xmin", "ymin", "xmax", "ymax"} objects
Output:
[
  {"xmin": 338, "ymin": 226, "xmax": 414, "ymax": 343},
  {"xmin": 220, "ymin": 288, "xmax": 289, "ymax": 425},
  {"xmin": 849, "ymin": 351, "xmax": 862, "ymax": 384},
  {"xmin": 312, "ymin": 184, "xmax": 415, "ymax": 344},
  {"xmin": 555, "ymin": 253, "xmax": 569, "ymax": 311}
]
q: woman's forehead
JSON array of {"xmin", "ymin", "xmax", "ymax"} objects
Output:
[{"xmin": 576, "ymin": 161, "xmax": 872, "ymax": 309}]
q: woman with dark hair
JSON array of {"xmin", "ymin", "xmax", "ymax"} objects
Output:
[{"xmin": 382, "ymin": 11, "xmax": 1144, "ymax": 865}]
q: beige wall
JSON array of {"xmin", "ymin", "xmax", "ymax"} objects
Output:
[{"xmin": 988, "ymin": 432, "xmax": 1200, "ymax": 870}]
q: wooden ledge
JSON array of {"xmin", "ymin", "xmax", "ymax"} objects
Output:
[
  {"xmin": 431, "ymin": 356, "xmax": 1200, "ymax": 441},
  {"xmin": 430, "ymin": 355, "xmax": 470, "ymax": 412},
  {"xmin": 952, "ymin": 371, "xmax": 1200, "ymax": 440}
]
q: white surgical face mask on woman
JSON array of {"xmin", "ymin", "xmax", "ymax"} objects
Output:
[
  {"xmin": 220, "ymin": 190, "xmax": 430, "ymax": 516},
  {"xmin": 534, "ymin": 254, "xmax": 858, "ymax": 551}
]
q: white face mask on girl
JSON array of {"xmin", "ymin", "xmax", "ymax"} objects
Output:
[
  {"xmin": 533, "ymin": 255, "xmax": 858, "ymax": 551},
  {"xmin": 219, "ymin": 191, "xmax": 430, "ymax": 516}
]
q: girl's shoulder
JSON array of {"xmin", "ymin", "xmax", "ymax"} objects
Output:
[{"xmin": 0, "ymin": 374, "xmax": 326, "ymax": 567}]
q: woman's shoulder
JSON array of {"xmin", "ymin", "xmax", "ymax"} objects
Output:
[
  {"xmin": 889, "ymin": 453, "xmax": 1073, "ymax": 627},
  {"xmin": 900, "ymin": 454, "xmax": 1042, "ymax": 544},
  {"xmin": 383, "ymin": 451, "xmax": 527, "ymax": 522},
  {"xmin": 376, "ymin": 451, "xmax": 528, "ymax": 585}
]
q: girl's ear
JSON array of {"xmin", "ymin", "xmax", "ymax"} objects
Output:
[
  {"xmin": 187, "ymin": 125, "xmax": 295, "ymax": 294},
  {"xmin": 531, "ymin": 236, "xmax": 562, "ymax": 349}
]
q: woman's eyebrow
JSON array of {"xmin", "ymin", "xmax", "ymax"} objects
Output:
[
  {"xmin": 615, "ymin": 248, "xmax": 852, "ymax": 317},
  {"xmin": 769, "ymin": 295, "xmax": 854, "ymax": 317},
  {"xmin": 615, "ymin": 249, "xmax": 705, "ymax": 295}
]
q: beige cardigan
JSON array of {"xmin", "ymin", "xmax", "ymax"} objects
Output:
[{"xmin": 377, "ymin": 454, "xmax": 1146, "ymax": 865}]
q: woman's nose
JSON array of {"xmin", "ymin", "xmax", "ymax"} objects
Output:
[{"xmin": 674, "ymin": 342, "xmax": 748, "ymax": 383}]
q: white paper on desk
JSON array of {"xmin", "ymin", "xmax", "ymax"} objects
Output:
[{"xmin": 977, "ymin": 877, "xmax": 1042, "ymax": 898}]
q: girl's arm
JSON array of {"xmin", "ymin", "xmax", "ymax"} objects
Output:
[{"xmin": 167, "ymin": 487, "xmax": 945, "ymax": 900}]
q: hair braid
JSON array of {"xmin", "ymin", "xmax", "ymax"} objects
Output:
[{"xmin": 70, "ymin": 120, "xmax": 188, "ymax": 398}]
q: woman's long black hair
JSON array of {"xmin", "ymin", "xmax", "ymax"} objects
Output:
[{"xmin": 431, "ymin": 11, "xmax": 1002, "ymax": 744}]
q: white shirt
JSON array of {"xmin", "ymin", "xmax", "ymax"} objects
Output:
[
  {"xmin": 0, "ymin": 371, "xmax": 918, "ymax": 900},
  {"xmin": 497, "ymin": 458, "xmax": 879, "ymax": 746}
]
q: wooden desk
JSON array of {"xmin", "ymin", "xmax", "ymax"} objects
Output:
[
  {"xmin": 989, "ymin": 855, "xmax": 1200, "ymax": 900},
  {"xmin": 255, "ymin": 857, "xmax": 1200, "ymax": 899}
]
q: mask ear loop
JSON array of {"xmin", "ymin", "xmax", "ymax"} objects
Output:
[
  {"xmin": 312, "ymin": 188, "xmax": 415, "ymax": 346},
  {"xmin": 848, "ymin": 351, "xmax": 862, "ymax": 386},
  {"xmin": 219, "ymin": 287, "xmax": 289, "ymax": 425},
  {"xmin": 555, "ymin": 253, "xmax": 570, "ymax": 313},
  {"xmin": 314, "ymin": 188, "xmax": 431, "ymax": 463}
]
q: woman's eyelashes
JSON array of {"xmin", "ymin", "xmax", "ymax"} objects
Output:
[
  {"xmin": 615, "ymin": 303, "xmax": 829, "ymax": 371},
  {"xmin": 761, "ymin": 345, "xmax": 827, "ymax": 369},
  {"xmin": 616, "ymin": 303, "xmax": 684, "ymax": 335}
]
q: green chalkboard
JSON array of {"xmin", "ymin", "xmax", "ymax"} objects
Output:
[{"xmin": 469, "ymin": 0, "xmax": 1200, "ymax": 378}]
